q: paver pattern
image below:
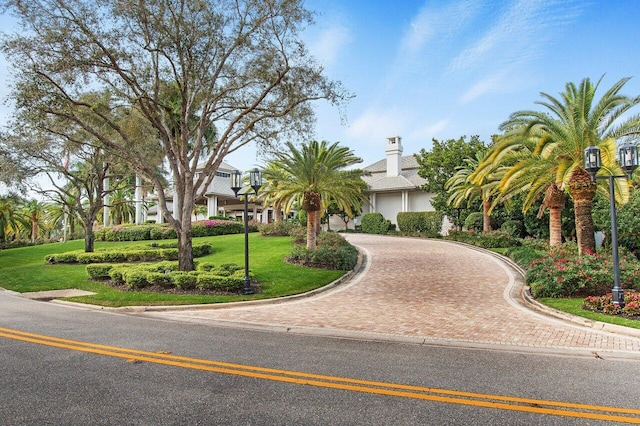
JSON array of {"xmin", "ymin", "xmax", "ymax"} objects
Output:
[{"xmin": 142, "ymin": 234, "xmax": 640, "ymax": 356}]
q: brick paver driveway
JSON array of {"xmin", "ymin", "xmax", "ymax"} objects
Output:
[{"xmin": 139, "ymin": 234, "xmax": 640, "ymax": 358}]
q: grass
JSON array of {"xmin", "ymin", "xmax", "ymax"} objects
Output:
[
  {"xmin": 539, "ymin": 297, "xmax": 640, "ymax": 330},
  {"xmin": 0, "ymin": 234, "xmax": 345, "ymax": 307}
]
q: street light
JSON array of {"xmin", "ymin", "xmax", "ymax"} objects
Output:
[
  {"xmin": 583, "ymin": 141, "xmax": 639, "ymax": 308},
  {"xmin": 230, "ymin": 168, "xmax": 262, "ymax": 295}
]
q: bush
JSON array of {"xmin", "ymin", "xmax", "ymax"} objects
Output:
[
  {"xmin": 501, "ymin": 220, "xmax": 523, "ymax": 237},
  {"xmin": 191, "ymin": 220, "xmax": 243, "ymax": 237},
  {"xmin": 93, "ymin": 261, "xmax": 247, "ymax": 293},
  {"xmin": 258, "ymin": 221, "xmax": 302, "ymax": 237},
  {"xmin": 287, "ymin": 232, "xmax": 358, "ymax": 270},
  {"xmin": 464, "ymin": 212, "xmax": 484, "ymax": 231},
  {"xmin": 526, "ymin": 245, "xmax": 640, "ymax": 298},
  {"xmin": 361, "ymin": 213, "xmax": 392, "ymax": 235},
  {"xmin": 45, "ymin": 243, "xmax": 212, "ymax": 264},
  {"xmin": 396, "ymin": 211, "xmax": 443, "ymax": 236},
  {"xmin": 85, "ymin": 263, "xmax": 113, "ymax": 279},
  {"xmin": 583, "ymin": 291, "xmax": 640, "ymax": 317},
  {"xmin": 196, "ymin": 271, "xmax": 244, "ymax": 292},
  {"xmin": 445, "ymin": 230, "xmax": 520, "ymax": 249}
]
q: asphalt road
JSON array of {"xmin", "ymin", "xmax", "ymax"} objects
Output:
[{"xmin": 2, "ymin": 291, "xmax": 640, "ymax": 425}]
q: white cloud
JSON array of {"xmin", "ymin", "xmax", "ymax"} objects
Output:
[
  {"xmin": 459, "ymin": 74, "xmax": 505, "ymax": 104},
  {"xmin": 307, "ymin": 24, "xmax": 352, "ymax": 70},
  {"xmin": 347, "ymin": 107, "xmax": 410, "ymax": 142}
]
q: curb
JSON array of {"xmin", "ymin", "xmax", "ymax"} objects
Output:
[{"xmin": 448, "ymin": 240, "xmax": 640, "ymax": 340}]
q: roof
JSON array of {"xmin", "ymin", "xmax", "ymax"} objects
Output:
[
  {"xmin": 363, "ymin": 155, "xmax": 420, "ymax": 173},
  {"xmin": 361, "ymin": 155, "xmax": 427, "ymax": 192}
]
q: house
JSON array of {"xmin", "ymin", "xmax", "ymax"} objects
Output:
[
  {"xmin": 358, "ymin": 136, "xmax": 435, "ymax": 227},
  {"xmin": 325, "ymin": 136, "xmax": 438, "ymax": 231},
  {"xmin": 146, "ymin": 161, "xmax": 269, "ymax": 223}
]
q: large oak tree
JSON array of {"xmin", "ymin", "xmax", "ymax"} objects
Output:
[{"xmin": 1, "ymin": 0, "xmax": 349, "ymax": 270}]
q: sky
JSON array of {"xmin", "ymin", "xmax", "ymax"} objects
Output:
[
  {"xmin": 227, "ymin": 0, "xmax": 640, "ymax": 170},
  {"xmin": 2, "ymin": 0, "xmax": 640, "ymax": 182}
]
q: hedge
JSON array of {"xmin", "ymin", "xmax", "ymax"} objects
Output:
[
  {"xmin": 360, "ymin": 213, "xmax": 393, "ymax": 234},
  {"xmin": 396, "ymin": 211, "xmax": 442, "ymax": 236},
  {"xmin": 96, "ymin": 261, "xmax": 247, "ymax": 292},
  {"xmin": 45, "ymin": 242, "xmax": 212, "ymax": 264},
  {"xmin": 95, "ymin": 220, "xmax": 247, "ymax": 242}
]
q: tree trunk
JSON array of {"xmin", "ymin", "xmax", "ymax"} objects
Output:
[
  {"xmin": 548, "ymin": 207, "xmax": 563, "ymax": 246},
  {"xmin": 177, "ymin": 184, "xmax": 196, "ymax": 271},
  {"xmin": 306, "ymin": 210, "xmax": 317, "ymax": 250},
  {"xmin": 574, "ymin": 199, "xmax": 596, "ymax": 255},
  {"xmin": 274, "ymin": 201, "xmax": 283, "ymax": 224},
  {"xmin": 543, "ymin": 183, "xmax": 565, "ymax": 247},
  {"xmin": 31, "ymin": 216, "xmax": 38, "ymax": 243},
  {"xmin": 316, "ymin": 211, "xmax": 322, "ymax": 235},
  {"xmin": 82, "ymin": 215, "xmax": 95, "ymax": 252},
  {"xmin": 482, "ymin": 199, "xmax": 491, "ymax": 232},
  {"xmin": 567, "ymin": 169, "xmax": 597, "ymax": 255}
]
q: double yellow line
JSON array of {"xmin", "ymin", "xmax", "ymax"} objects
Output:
[{"xmin": 2, "ymin": 326, "xmax": 640, "ymax": 423}]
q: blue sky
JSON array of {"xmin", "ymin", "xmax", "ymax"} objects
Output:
[
  {"xmin": 2, "ymin": 0, "xmax": 640, "ymax": 175},
  {"xmin": 227, "ymin": 0, "xmax": 640, "ymax": 170}
]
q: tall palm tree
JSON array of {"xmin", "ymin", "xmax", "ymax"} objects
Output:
[
  {"xmin": 266, "ymin": 140, "xmax": 367, "ymax": 250},
  {"xmin": 499, "ymin": 76, "xmax": 640, "ymax": 254},
  {"xmin": 108, "ymin": 188, "xmax": 135, "ymax": 225}
]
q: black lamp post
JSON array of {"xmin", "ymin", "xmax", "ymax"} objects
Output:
[
  {"xmin": 583, "ymin": 142, "xmax": 639, "ymax": 308},
  {"xmin": 230, "ymin": 168, "xmax": 262, "ymax": 295}
]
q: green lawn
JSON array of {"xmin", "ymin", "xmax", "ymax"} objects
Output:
[
  {"xmin": 0, "ymin": 234, "xmax": 345, "ymax": 307},
  {"xmin": 538, "ymin": 297, "xmax": 640, "ymax": 330}
]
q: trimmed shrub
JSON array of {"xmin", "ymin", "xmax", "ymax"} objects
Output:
[
  {"xmin": 396, "ymin": 211, "xmax": 443, "ymax": 236},
  {"xmin": 464, "ymin": 212, "xmax": 484, "ymax": 231},
  {"xmin": 196, "ymin": 271, "xmax": 244, "ymax": 292},
  {"xmin": 85, "ymin": 263, "xmax": 113, "ymax": 279},
  {"xmin": 172, "ymin": 271, "xmax": 199, "ymax": 290},
  {"xmin": 258, "ymin": 221, "xmax": 302, "ymax": 237},
  {"xmin": 361, "ymin": 213, "xmax": 392, "ymax": 235},
  {"xmin": 45, "ymin": 243, "xmax": 211, "ymax": 264}
]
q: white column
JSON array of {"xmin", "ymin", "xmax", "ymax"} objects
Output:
[
  {"xmin": 402, "ymin": 191, "xmax": 409, "ymax": 212},
  {"xmin": 370, "ymin": 193, "xmax": 377, "ymax": 213},
  {"xmin": 103, "ymin": 176, "xmax": 110, "ymax": 226},
  {"xmin": 135, "ymin": 175, "xmax": 143, "ymax": 224},
  {"xmin": 206, "ymin": 195, "xmax": 218, "ymax": 219}
]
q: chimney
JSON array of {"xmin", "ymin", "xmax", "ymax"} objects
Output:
[{"xmin": 385, "ymin": 136, "xmax": 403, "ymax": 177}]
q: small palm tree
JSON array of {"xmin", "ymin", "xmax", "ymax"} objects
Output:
[
  {"xmin": 499, "ymin": 76, "xmax": 640, "ymax": 254},
  {"xmin": 265, "ymin": 140, "xmax": 367, "ymax": 250},
  {"xmin": 446, "ymin": 150, "xmax": 497, "ymax": 232},
  {"xmin": 21, "ymin": 200, "xmax": 50, "ymax": 243}
]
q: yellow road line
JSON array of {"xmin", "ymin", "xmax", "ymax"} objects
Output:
[{"xmin": 2, "ymin": 326, "xmax": 639, "ymax": 423}]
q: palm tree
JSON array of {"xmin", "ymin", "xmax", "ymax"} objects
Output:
[
  {"xmin": 21, "ymin": 200, "xmax": 50, "ymax": 243},
  {"xmin": 446, "ymin": 150, "xmax": 497, "ymax": 232},
  {"xmin": 474, "ymin": 132, "xmax": 568, "ymax": 246},
  {"xmin": 0, "ymin": 196, "xmax": 25, "ymax": 243},
  {"xmin": 499, "ymin": 76, "xmax": 640, "ymax": 254},
  {"xmin": 265, "ymin": 140, "xmax": 367, "ymax": 250},
  {"xmin": 108, "ymin": 188, "xmax": 135, "ymax": 225},
  {"xmin": 193, "ymin": 204, "xmax": 207, "ymax": 220}
]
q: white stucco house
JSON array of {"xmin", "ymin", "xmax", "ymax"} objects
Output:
[
  {"xmin": 146, "ymin": 161, "xmax": 269, "ymax": 224},
  {"xmin": 325, "ymin": 136, "xmax": 438, "ymax": 231}
]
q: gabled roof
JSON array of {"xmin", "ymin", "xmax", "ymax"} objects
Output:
[
  {"xmin": 361, "ymin": 155, "xmax": 427, "ymax": 192},
  {"xmin": 363, "ymin": 155, "xmax": 420, "ymax": 173}
]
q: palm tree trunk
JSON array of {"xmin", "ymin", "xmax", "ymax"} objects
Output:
[
  {"xmin": 306, "ymin": 210, "xmax": 317, "ymax": 250},
  {"xmin": 574, "ymin": 199, "xmax": 596, "ymax": 255},
  {"xmin": 568, "ymin": 169, "xmax": 597, "ymax": 255},
  {"xmin": 482, "ymin": 199, "xmax": 491, "ymax": 232},
  {"xmin": 274, "ymin": 201, "xmax": 283, "ymax": 224},
  {"xmin": 548, "ymin": 207, "xmax": 562, "ymax": 246}
]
